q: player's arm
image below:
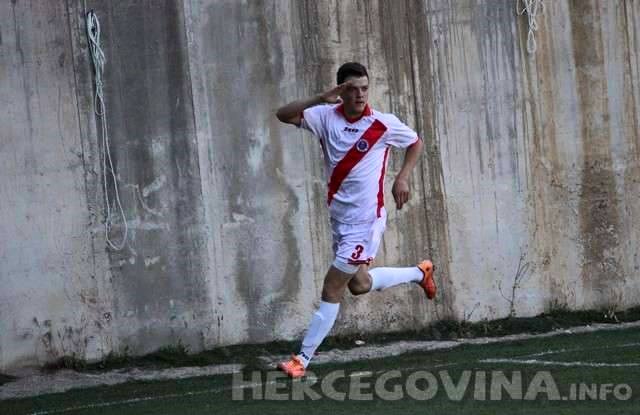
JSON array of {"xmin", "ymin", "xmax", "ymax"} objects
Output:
[
  {"xmin": 392, "ymin": 138, "xmax": 424, "ymax": 210},
  {"xmin": 275, "ymin": 82, "xmax": 351, "ymax": 126}
]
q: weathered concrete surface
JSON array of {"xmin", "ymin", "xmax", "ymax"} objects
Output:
[
  {"xmin": 521, "ymin": 0, "xmax": 640, "ymax": 313},
  {"xmin": 421, "ymin": 0, "xmax": 640, "ymax": 319},
  {"xmin": 1, "ymin": 0, "xmax": 215, "ymax": 370},
  {"xmin": 1, "ymin": 0, "xmax": 639, "ymax": 371},
  {"xmin": 80, "ymin": 0, "xmax": 216, "ymax": 357},
  {"xmin": 0, "ymin": 1, "xmax": 113, "ymax": 371}
]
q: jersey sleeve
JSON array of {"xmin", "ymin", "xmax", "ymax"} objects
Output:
[
  {"xmin": 299, "ymin": 104, "xmax": 329, "ymax": 139},
  {"xmin": 384, "ymin": 114, "xmax": 420, "ymax": 148}
]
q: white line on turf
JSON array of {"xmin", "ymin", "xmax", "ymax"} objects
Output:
[
  {"xmin": 479, "ymin": 358, "xmax": 640, "ymax": 367},
  {"xmin": 514, "ymin": 341, "xmax": 640, "ymax": 358}
]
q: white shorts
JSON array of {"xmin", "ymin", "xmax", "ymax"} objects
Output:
[{"xmin": 331, "ymin": 209, "xmax": 387, "ymax": 273}]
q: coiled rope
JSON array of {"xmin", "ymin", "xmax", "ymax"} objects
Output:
[
  {"xmin": 86, "ymin": 11, "xmax": 128, "ymax": 250},
  {"xmin": 517, "ymin": 0, "xmax": 545, "ymax": 54}
]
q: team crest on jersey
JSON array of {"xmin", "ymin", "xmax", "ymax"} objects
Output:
[{"xmin": 356, "ymin": 138, "xmax": 369, "ymax": 152}]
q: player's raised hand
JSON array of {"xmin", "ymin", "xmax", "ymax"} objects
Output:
[
  {"xmin": 320, "ymin": 81, "xmax": 352, "ymax": 104},
  {"xmin": 392, "ymin": 177, "xmax": 410, "ymax": 210}
]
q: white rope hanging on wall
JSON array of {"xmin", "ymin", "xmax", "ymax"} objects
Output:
[
  {"xmin": 517, "ymin": 0, "xmax": 545, "ymax": 54},
  {"xmin": 86, "ymin": 11, "xmax": 129, "ymax": 251}
]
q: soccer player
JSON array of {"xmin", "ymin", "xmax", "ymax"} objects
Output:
[{"xmin": 275, "ymin": 62, "xmax": 436, "ymax": 378}]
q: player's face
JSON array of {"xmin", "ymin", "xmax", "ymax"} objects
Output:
[{"xmin": 341, "ymin": 76, "xmax": 369, "ymax": 115}]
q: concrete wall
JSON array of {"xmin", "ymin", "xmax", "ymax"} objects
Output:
[{"xmin": 1, "ymin": 0, "xmax": 638, "ymax": 371}]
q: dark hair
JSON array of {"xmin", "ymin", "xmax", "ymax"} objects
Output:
[{"xmin": 336, "ymin": 62, "xmax": 368, "ymax": 85}]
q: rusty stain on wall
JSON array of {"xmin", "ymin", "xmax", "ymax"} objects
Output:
[{"xmin": 570, "ymin": 0, "xmax": 624, "ymax": 307}]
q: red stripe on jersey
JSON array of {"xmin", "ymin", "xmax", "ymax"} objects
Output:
[
  {"xmin": 377, "ymin": 146, "xmax": 390, "ymax": 217},
  {"xmin": 327, "ymin": 119, "xmax": 388, "ymax": 205}
]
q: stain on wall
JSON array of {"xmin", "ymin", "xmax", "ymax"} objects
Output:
[
  {"xmin": 0, "ymin": 0, "xmax": 112, "ymax": 369},
  {"xmin": 200, "ymin": 0, "xmax": 304, "ymax": 342},
  {"xmin": 79, "ymin": 0, "xmax": 214, "ymax": 354},
  {"xmin": 570, "ymin": 0, "xmax": 623, "ymax": 308}
]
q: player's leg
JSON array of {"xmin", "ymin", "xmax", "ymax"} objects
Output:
[
  {"xmin": 320, "ymin": 264, "xmax": 353, "ymax": 303},
  {"xmin": 277, "ymin": 264, "xmax": 354, "ymax": 377},
  {"xmin": 369, "ymin": 261, "xmax": 435, "ymax": 298},
  {"xmin": 347, "ymin": 260, "xmax": 435, "ymax": 298},
  {"xmin": 347, "ymin": 264, "xmax": 372, "ymax": 295},
  {"xmin": 349, "ymin": 209, "xmax": 436, "ymax": 298},
  {"xmin": 298, "ymin": 264, "xmax": 352, "ymax": 362},
  {"xmin": 278, "ymin": 219, "xmax": 358, "ymax": 377}
]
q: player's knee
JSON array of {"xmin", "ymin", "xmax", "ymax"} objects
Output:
[
  {"xmin": 321, "ymin": 285, "xmax": 345, "ymax": 302},
  {"xmin": 348, "ymin": 271, "xmax": 372, "ymax": 296},
  {"xmin": 348, "ymin": 280, "xmax": 370, "ymax": 296},
  {"xmin": 321, "ymin": 262, "xmax": 354, "ymax": 302}
]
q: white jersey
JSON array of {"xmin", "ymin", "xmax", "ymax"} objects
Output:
[{"xmin": 300, "ymin": 103, "xmax": 420, "ymax": 224}]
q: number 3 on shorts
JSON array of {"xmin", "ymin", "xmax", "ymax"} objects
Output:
[{"xmin": 351, "ymin": 244, "xmax": 364, "ymax": 260}]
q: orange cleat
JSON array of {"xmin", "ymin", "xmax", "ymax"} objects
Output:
[
  {"xmin": 277, "ymin": 355, "xmax": 306, "ymax": 378},
  {"xmin": 418, "ymin": 260, "xmax": 436, "ymax": 300}
]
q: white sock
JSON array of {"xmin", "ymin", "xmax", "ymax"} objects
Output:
[
  {"xmin": 369, "ymin": 266, "xmax": 423, "ymax": 291},
  {"xmin": 298, "ymin": 301, "xmax": 340, "ymax": 368}
]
